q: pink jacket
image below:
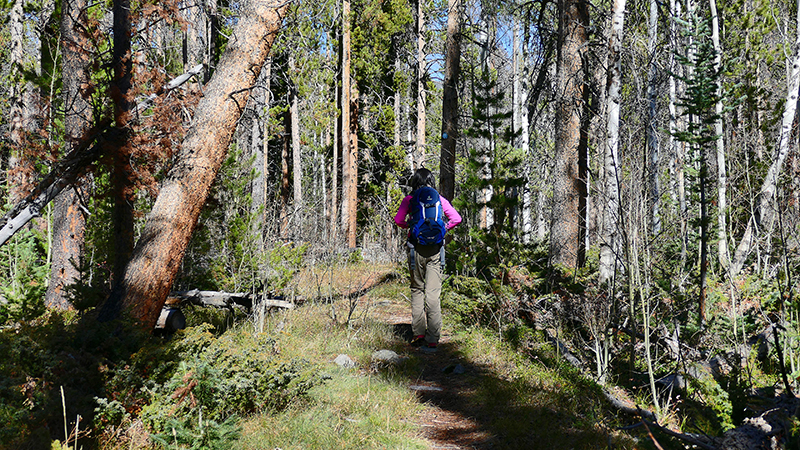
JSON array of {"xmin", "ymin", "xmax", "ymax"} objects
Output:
[{"xmin": 394, "ymin": 193, "xmax": 462, "ymax": 231}]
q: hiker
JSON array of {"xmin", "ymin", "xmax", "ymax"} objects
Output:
[{"xmin": 394, "ymin": 168, "xmax": 461, "ymax": 350}]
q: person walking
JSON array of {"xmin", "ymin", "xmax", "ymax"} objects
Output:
[{"xmin": 394, "ymin": 168, "xmax": 461, "ymax": 350}]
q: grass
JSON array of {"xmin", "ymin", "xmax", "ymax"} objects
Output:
[
  {"xmin": 228, "ymin": 263, "xmax": 647, "ymax": 449},
  {"xmin": 8, "ymin": 261, "xmax": 668, "ymax": 449}
]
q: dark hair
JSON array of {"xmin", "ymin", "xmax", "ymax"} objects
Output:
[{"xmin": 410, "ymin": 168, "xmax": 436, "ymax": 191}]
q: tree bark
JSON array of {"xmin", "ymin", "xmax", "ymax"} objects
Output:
[
  {"xmin": 599, "ymin": 0, "xmax": 626, "ymax": 285},
  {"xmin": 439, "ymin": 0, "xmax": 461, "ymax": 201},
  {"xmin": 340, "ymin": 0, "xmax": 352, "ymax": 240},
  {"xmin": 415, "ymin": 0, "xmax": 427, "ymax": 168},
  {"xmin": 110, "ymin": 0, "xmax": 135, "ymax": 289},
  {"xmin": 109, "ymin": 0, "xmax": 289, "ymax": 329},
  {"xmin": 47, "ymin": 0, "xmax": 93, "ymax": 310},
  {"xmin": 647, "ymin": 0, "xmax": 661, "ymax": 237},
  {"xmin": 550, "ymin": 0, "xmax": 589, "ymax": 269},
  {"xmin": 710, "ymin": 0, "xmax": 730, "ymax": 270},
  {"xmin": 291, "ymin": 56, "xmax": 302, "ymax": 215},
  {"xmin": 9, "ymin": 0, "xmax": 28, "ymax": 205},
  {"xmin": 280, "ymin": 95, "xmax": 291, "ymax": 236},
  {"xmin": 345, "ymin": 85, "xmax": 359, "ymax": 248}
]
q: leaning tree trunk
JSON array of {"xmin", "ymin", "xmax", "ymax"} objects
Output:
[
  {"xmin": 729, "ymin": 0, "xmax": 800, "ymax": 279},
  {"xmin": 109, "ymin": 0, "xmax": 289, "ymax": 329}
]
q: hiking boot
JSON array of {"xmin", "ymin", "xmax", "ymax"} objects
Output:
[
  {"xmin": 421, "ymin": 343, "xmax": 438, "ymax": 353},
  {"xmin": 410, "ymin": 335, "xmax": 426, "ymax": 347}
]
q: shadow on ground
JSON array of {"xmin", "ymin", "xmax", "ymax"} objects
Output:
[{"xmin": 383, "ymin": 322, "xmax": 658, "ymax": 450}]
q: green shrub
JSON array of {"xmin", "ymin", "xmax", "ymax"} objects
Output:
[{"xmin": 119, "ymin": 324, "xmax": 327, "ymax": 448}]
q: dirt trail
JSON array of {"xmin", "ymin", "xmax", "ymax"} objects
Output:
[
  {"xmin": 408, "ymin": 331, "xmax": 494, "ymax": 450},
  {"xmin": 375, "ymin": 301, "xmax": 493, "ymax": 450}
]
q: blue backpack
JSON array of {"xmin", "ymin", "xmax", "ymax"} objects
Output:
[{"xmin": 409, "ymin": 186, "xmax": 447, "ymax": 245}]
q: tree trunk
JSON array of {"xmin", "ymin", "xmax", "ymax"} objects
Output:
[
  {"xmin": 110, "ymin": 0, "xmax": 289, "ymax": 329},
  {"xmin": 345, "ymin": 85, "xmax": 359, "ymax": 248},
  {"xmin": 599, "ymin": 0, "xmax": 626, "ymax": 285},
  {"xmin": 47, "ymin": 0, "xmax": 94, "ymax": 310},
  {"xmin": 280, "ymin": 102, "xmax": 291, "ymax": 236},
  {"xmin": 729, "ymin": 0, "xmax": 800, "ymax": 279},
  {"xmin": 710, "ymin": 0, "xmax": 730, "ymax": 270},
  {"xmin": 340, "ymin": 0, "xmax": 351, "ymax": 240},
  {"xmin": 251, "ymin": 61, "xmax": 270, "ymax": 246},
  {"xmin": 439, "ymin": 0, "xmax": 461, "ymax": 201},
  {"xmin": 291, "ymin": 56, "xmax": 302, "ymax": 215},
  {"xmin": 110, "ymin": 0, "xmax": 135, "ymax": 288},
  {"xmin": 515, "ymin": 18, "xmax": 533, "ymax": 244},
  {"xmin": 647, "ymin": 0, "xmax": 661, "ymax": 237},
  {"xmin": 9, "ymin": 0, "xmax": 27, "ymax": 205},
  {"xmin": 415, "ymin": 0, "xmax": 427, "ymax": 168},
  {"xmin": 550, "ymin": 0, "xmax": 589, "ymax": 269}
]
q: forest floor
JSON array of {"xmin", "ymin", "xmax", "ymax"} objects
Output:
[
  {"xmin": 370, "ymin": 302, "xmax": 494, "ymax": 449},
  {"xmin": 237, "ymin": 263, "xmax": 640, "ymax": 449},
  {"xmin": 361, "ymin": 280, "xmax": 634, "ymax": 450}
]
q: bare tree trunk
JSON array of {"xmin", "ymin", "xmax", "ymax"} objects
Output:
[
  {"xmin": 110, "ymin": 0, "xmax": 289, "ymax": 329},
  {"xmin": 415, "ymin": 0, "xmax": 427, "ymax": 168},
  {"xmin": 47, "ymin": 0, "xmax": 93, "ymax": 310},
  {"xmin": 110, "ymin": 0, "xmax": 135, "ymax": 288},
  {"xmin": 251, "ymin": 60, "xmax": 271, "ymax": 245},
  {"xmin": 206, "ymin": 0, "xmax": 220, "ymax": 82},
  {"xmin": 439, "ymin": 0, "xmax": 461, "ymax": 201},
  {"xmin": 599, "ymin": 0, "xmax": 626, "ymax": 285},
  {"xmin": 647, "ymin": 0, "xmax": 661, "ymax": 236},
  {"xmin": 280, "ymin": 105, "xmax": 291, "ymax": 236},
  {"xmin": 345, "ymin": 85, "xmax": 359, "ymax": 248},
  {"xmin": 291, "ymin": 56, "xmax": 302, "ymax": 216},
  {"xmin": 9, "ymin": 0, "xmax": 27, "ymax": 205},
  {"xmin": 730, "ymin": 0, "xmax": 800, "ymax": 279},
  {"xmin": 515, "ymin": 19, "xmax": 533, "ymax": 244},
  {"xmin": 710, "ymin": 0, "xmax": 730, "ymax": 270},
  {"xmin": 340, "ymin": 0, "xmax": 351, "ymax": 239},
  {"xmin": 394, "ymin": 41, "xmax": 402, "ymax": 152},
  {"xmin": 550, "ymin": 0, "xmax": 589, "ymax": 269}
]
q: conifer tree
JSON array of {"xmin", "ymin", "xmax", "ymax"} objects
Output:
[{"xmin": 673, "ymin": 11, "xmax": 724, "ymax": 326}]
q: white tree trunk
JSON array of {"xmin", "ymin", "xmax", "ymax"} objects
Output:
[
  {"xmin": 730, "ymin": 0, "xmax": 800, "ymax": 279},
  {"xmin": 710, "ymin": 0, "xmax": 730, "ymax": 270},
  {"xmin": 516, "ymin": 20, "xmax": 533, "ymax": 243},
  {"xmin": 291, "ymin": 56, "xmax": 302, "ymax": 215},
  {"xmin": 599, "ymin": 0, "xmax": 626, "ymax": 285},
  {"xmin": 647, "ymin": 0, "xmax": 661, "ymax": 236},
  {"xmin": 340, "ymin": 0, "xmax": 351, "ymax": 237}
]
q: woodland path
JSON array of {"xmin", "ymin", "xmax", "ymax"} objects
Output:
[{"xmin": 370, "ymin": 298, "xmax": 495, "ymax": 450}]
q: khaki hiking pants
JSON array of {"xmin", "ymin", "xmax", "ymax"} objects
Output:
[{"xmin": 408, "ymin": 244, "xmax": 444, "ymax": 344}]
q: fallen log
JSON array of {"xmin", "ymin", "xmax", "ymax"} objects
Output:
[{"xmin": 167, "ymin": 289, "xmax": 297, "ymax": 311}]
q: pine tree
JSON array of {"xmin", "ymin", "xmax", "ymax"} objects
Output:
[{"xmin": 673, "ymin": 11, "xmax": 725, "ymax": 326}]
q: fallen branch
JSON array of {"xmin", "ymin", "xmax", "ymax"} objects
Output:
[{"xmin": 622, "ymin": 420, "xmax": 717, "ymax": 450}]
